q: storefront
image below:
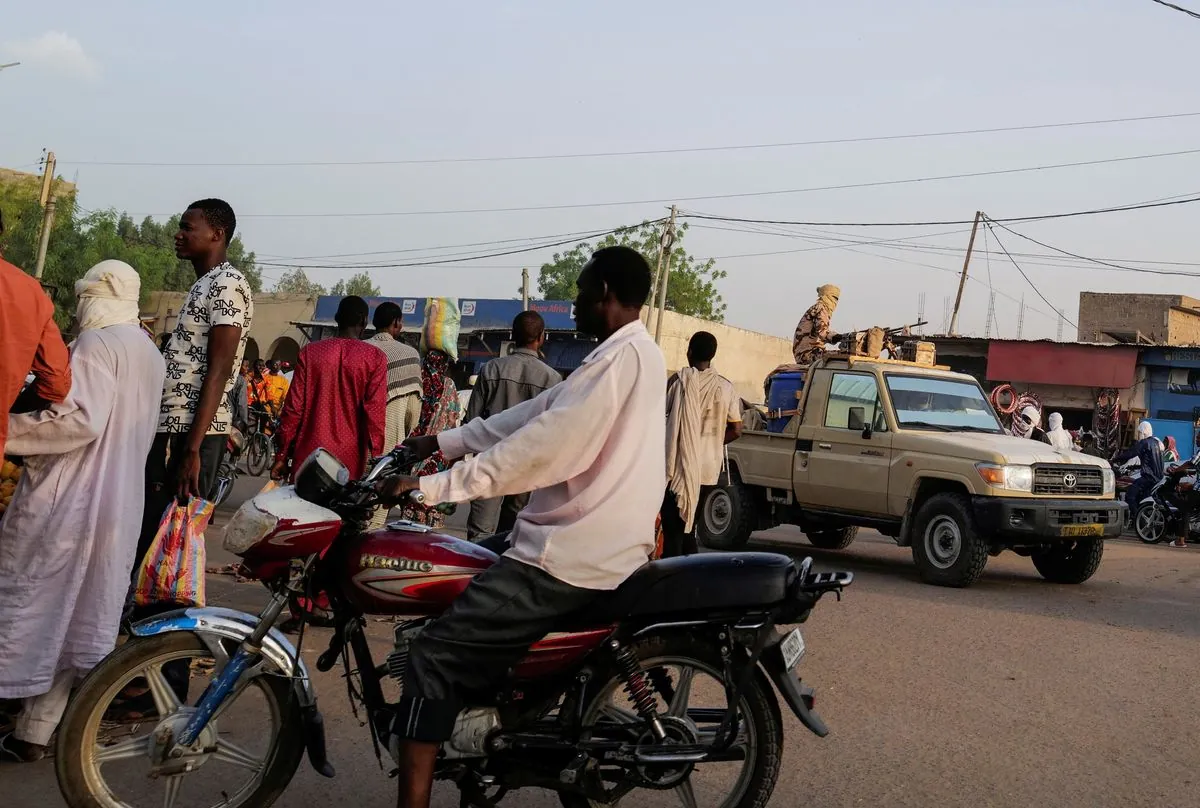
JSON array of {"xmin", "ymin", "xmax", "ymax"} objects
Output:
[{"xmin": 1138, "ymin": 347, "xmax": 1200, "ymax": 454}]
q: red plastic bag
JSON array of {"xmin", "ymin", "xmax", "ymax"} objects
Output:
[{"xmin": 132, "ymin": 497, "xmax": 215, "ymax": 608}]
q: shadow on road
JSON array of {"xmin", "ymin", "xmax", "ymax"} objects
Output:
[{"xmin": 745, "ymin": 532, "xmax": 1200, "ymax": 641}]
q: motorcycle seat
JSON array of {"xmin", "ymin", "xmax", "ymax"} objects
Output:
[{"xmin": 573, "ymin": 552, "xmax": 797, "ymax": 625}]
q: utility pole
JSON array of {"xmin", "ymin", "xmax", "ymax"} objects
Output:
[
  {"xmin": 33, "ymin": 151, "xmax": 57, "ymax": 279},
  {"xmin": 1017, "ymin": 294, "xmax": 1026, "ymax": 339},
  {"xmin": 985, "ymin": 291, "xmax": 996, "ymax": 339},
  {"xmin": 652, "ymin": 205, "xmax": 678, "ymax": 344},
  {"xmin": 917, "ymin": 292, "xmax": 926, "ymax": 336},
  {"xmin": 521, "ymin": 267, "xmax": 530, "ymax": 310},
  {"xmin": 947, "ymin": 210, "xmax": 982, "ymax": 336}
]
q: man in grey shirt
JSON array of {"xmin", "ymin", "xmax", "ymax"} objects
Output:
[
  {"xmin": 464, "ymin": 310, "xmax": 562, "ymax": 538},
  {"xmin": 367, "ymin": 301, "xmax": 423, "ymax": 529}
]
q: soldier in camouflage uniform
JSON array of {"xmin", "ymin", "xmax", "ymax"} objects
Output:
[{"xmin": 792, "ymin": 284, "xmax": 841, "ymax": 364}]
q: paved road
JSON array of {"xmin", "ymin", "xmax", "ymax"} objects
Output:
[{"xmin": 6, "ymin": 482, "xmax": 1198, "ymax": 807}]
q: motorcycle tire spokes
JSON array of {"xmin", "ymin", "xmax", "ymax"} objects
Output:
[
  {"xmin": 58, "ymin": 634, "xmax": 298, "ymax": 808},
  {"xmin": 570, "ymin": 653, "xmax": 766, "ymax": 808}
]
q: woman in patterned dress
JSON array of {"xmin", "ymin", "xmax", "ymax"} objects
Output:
[{"xmin": 397, "ymin": 348, "xmax": 462, "ymax": 527}]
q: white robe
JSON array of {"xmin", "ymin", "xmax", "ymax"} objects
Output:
[{"xmin": 0, "ymin": 324, "xmax": 165, "ymax": 699}]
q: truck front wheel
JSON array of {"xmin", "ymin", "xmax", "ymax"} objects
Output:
[
  {"xmin": 1032, "ymin": 539, "xmax": 1104, "ymax": 584},
  {"xmin": 697, "ymin": 483, "xmax": 758, "ymax": 549},
  {"xmin": 805, "ymin": 526, "xmax": 859, "ymax": 550},
  {"xmin": 911, "ymin": 493, "xmax": 989, "ymax": 587}
]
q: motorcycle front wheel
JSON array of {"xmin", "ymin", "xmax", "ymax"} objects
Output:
[
  {"xmin": 56, "ymin": 631, "xmax": 305, "ymax": 808},
  {"xmin": 560, "ymin": 636, "xmax": 783, "ymax": 808},
  {"xmin": 1135, "ymin": 502, "xmax": 1168, "ymax": 543},
  {"xmin": 245, "ymin": 433, "xmax": 273, "ymax": 477}
]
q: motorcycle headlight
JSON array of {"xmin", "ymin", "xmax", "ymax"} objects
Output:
[
  {"xmin": 976, "ymin": 463, "xmax": 1034, "ymax": 493},
  {"xmin": 1101, "ymin": 466, "xmax": 1115, "ymax": 496}
]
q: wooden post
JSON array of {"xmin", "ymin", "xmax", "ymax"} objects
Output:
[{"xmin": 947, "ymin": 210, "xmax": 982, "ymax": 336}]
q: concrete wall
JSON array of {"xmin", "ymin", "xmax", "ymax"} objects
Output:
[
  {"xmin": 1077, "ymin": 292, "xmax": 1200, "ymax": 344},
  {"xmin": 142, "ymin": 291, "xmax": 315, "ymax": 363},
  {"xmin": 645, "ymin": 308, "xmax": 793, "ymax": 403}
]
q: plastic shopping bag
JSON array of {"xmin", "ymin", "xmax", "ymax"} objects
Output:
[
  {"xmin": 132, "ymin": 497, "xmax": 216, "ymax": 608},
  {"xmin": 420, "ymin": 297, "xmax": 461, "ymax": 360}
]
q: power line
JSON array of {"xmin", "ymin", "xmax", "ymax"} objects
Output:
[
  {"xmin": 985, "ymin": 218, "xmax": 1200, "ymax": 278},
  {"xmin": 681, "ymin": 188, "xmax": 1200, "ymax": 228},
  {"xmin": 58, "ymin": 111, "xmax": 1200, "ymax": 167},
  {"xmin": 986, "ymin": 223, "xmax": 1078, "ymax": 330},
  {"xmin": 122, "ymin": 149, "xmax": 1200, "ymax": 219},
  {"xmin": 254, "ymin": 223, "xmax": 646, "ymax": 269},
  {"xmin": 1149, "ymin": 0, "xmax": 1200, "ymax": 20}
]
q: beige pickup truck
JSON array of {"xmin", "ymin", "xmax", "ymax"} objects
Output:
[{"xmin": 697, "ymin": 354, "xmax": 1125, "ymax": 587}]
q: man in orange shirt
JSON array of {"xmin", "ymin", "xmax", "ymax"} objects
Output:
[{"xmin": 0, "ymin": 209, "xmax": 72, "ymax": 454}]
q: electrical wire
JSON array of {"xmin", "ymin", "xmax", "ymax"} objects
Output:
[
  {"xmin": 985, "ymin": 222, "xmax": 1078, "ymax": 330},
  {"xmin": 680, "ymin": 189, "xmax": 1200, "ymax": 228},
  {"xmin": 58, "ymin": 111, "xmax": 1200, "ymax": 167},
  {"xmin": 1149, "ymin": 0, "xmax": 1200, "ymax": 20},
  {"xmin": 124, "ymin": 149, "xmax": 1200, "ymax": 219},
  {"xmin": 984, "ymin": 218, "xmax": 1200, "ymax": 278}
]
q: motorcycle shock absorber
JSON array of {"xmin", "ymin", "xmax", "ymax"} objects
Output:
[{"xmin": 610, "ymin": 641, "xmax": 666, "ymax": 740}]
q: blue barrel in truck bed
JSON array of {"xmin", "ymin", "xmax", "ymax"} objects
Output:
[{"xmin": 766, "ymin": 370, "xmax": 805, "ymax": 432}]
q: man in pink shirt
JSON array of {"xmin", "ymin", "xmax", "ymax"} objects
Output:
[{"xmin": 377, "ymin": 246, "xmax": 666, "ymax": 808}]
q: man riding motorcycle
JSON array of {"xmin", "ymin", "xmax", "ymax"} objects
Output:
[
  {"xmin": 1112, "ymin": 421, "xmax": 1164, "ymax": 516},
  {"xmin": 377, "ymin": 246, "xmax": 666, "ymax": 808}
]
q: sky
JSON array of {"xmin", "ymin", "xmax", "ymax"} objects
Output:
[{"xmin": 3, "ymin": 0, "xmax": 1200, "ymax": 342}]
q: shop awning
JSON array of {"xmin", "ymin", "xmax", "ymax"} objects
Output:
[{"xmin": 986, "ymin": 342, "xmax": 1138, "ymax": 388}]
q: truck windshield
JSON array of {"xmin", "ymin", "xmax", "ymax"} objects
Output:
[{"xmin": 885, "ymin": 375, "xmax": 1003, "ymax": 433}]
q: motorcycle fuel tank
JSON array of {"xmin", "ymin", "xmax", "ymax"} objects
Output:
[{"xmin": 343, "ymin": 520, "xmax": 498, "ymax": 616}]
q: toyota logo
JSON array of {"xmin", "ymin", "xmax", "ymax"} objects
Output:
[{"xmin": 1062, "ymin": 473, "xmax": 1077, "ymax": 489}]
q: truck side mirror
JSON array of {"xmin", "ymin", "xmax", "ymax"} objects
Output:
[{"xmin": 847, "ymin": 406, "xmax": 866, "ymax": 432}]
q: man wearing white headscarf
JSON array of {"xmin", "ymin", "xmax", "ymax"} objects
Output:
[
  {"xmin": 0, "ymin": 260, "xmax": 166, "ymax": 762},
  {"xmin": 1011, "ymin": 404, "xmax": 1052, "ymax": 444},
  {"xmin": 792, "ymin": 284, "xmax": 842, "ymax": 365}
]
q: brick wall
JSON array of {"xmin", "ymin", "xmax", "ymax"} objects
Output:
[{"xmin": 1076, "ymin": 292, "xmax": 1200, "ymax": 344}]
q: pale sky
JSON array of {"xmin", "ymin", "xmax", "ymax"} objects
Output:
[{"xmin": 3, "ymin": 0, "xmax": 1199, "ymax": 341}]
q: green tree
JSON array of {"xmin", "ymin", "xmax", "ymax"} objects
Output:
[
  {"xmin": 273, "ymin": 268, "xmax": 327, "ymax": 296},
  {"xmin": 535, "ymin": 221, "xmax": 726, "ymax": 321},
  {"xmin": 0, "ymin": 176, "xmax": 264, "ymax": 326},
  {"xmin": 330, "ymin": 271, "xmax": 380, "ymax": 296}
]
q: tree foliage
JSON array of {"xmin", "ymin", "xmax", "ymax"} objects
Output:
[
  {"xmin": 0, "ymin": 175, "xmax": 262, "ymax": 325},
  {"xmin": 534, "ymin": 221, "xmax": 726, "ymax": 321},
  {"xmin": 273, "ymin": 268, "xmax": 327, "ymax": 296},
  {"xmin": 330, "ymin": 271, "xmax": 380, "ymax": 297}
]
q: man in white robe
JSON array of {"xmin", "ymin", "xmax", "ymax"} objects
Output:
[{"xmin": 0, "ymin": 260, "xmax": 166, "ymax": 762}]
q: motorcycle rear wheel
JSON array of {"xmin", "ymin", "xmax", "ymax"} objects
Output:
[
  {"xmin": 559, "ymin": 635, "xmax": 782, "ymax": 808},
  {"xmin": 245, "ymin": 433, "xmax": 273, "ymax": 477},
  {"xmin": 56, "ymin": 631, "xmax": 305, "ymax": 808}
]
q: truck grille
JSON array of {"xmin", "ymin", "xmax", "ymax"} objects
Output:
[{"xmin": 1033, "ymin": 465, "xmax": 1104, "ymax": 496}]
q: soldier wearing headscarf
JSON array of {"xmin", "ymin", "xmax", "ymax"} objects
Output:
[{"xmin": 792, "ymin": 284, "xmax": 842, "ymax": 365}]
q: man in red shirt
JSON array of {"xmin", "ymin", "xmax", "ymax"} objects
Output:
[
  {"xmin": 272, "ymin": 296, "xmax": 387, "ymax": 481},
  {"xmin": 0, "ymin": 210, "xmax": 72, "ymax": 454}
]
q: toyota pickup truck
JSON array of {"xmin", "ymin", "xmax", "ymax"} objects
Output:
[{"xmin": 697, "ymin": 354, "xmax": 1125, "ymax": 587}]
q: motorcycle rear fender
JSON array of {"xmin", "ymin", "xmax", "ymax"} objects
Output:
[
  {"xmin": 131, "ymin": 606, "xmax": 316, "ymax": 708},
  {"xmin": 759, "ymin": 635, "xmax": 829, "ymax": 738}
]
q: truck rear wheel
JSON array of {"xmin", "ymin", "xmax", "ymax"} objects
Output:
[
  {"xmin": 911, "ymin": 493, "xmax": 988, "ymax": 587},
  {"xmin": 804, "ymin": 526, "xmax": 859, "ymax": 550},
  {"xmin": 1032, "ymin": 538, "xmax": 1104, "ymax": 584},
  {"xmin": 697, "ymin": 482, "xmax": 757, "ymax": 549}
]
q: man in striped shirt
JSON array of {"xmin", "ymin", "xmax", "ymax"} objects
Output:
[{"xmin": 367, "ymin": 302, "xmax": 423, "ymax": 528}]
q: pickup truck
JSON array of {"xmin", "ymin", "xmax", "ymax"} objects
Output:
[{"xmin": 697, "ymin": 354, "xmax": 1126, "ymax": 587}]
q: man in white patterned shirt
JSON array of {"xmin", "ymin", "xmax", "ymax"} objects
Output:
[{"xmin": 125, "ymin": 199, "xmax": 253, "ymax": 704}]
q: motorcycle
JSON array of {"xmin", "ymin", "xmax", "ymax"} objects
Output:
[
  {"xmin": 1113, "ymin": 459, "xmax": 1142, "ymax": 530},
  {"xmin": 56, "ymin": 446, "xmax": 852, "ymax": 808},
  {"xmin": 1134, "ymin": 473, "xmax": 1200, "ymax": 544}
]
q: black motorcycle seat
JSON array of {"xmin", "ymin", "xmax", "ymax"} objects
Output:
[{"xmin": 573, "ymin": 552, "xmax": 797, "ymax": 625}]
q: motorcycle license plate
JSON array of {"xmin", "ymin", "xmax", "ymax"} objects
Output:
[
  {"xmin": 781, "ymin": 628, "xmax": 806, "ymax": 670},
  {"xmin": 1059, "ymin": 524, "xmax": 1103, "ymax": 537}
]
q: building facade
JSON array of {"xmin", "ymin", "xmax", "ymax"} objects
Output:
[{"xmin": 1077, "ymin": 292, "xmax": 1200, "ymax": 345}]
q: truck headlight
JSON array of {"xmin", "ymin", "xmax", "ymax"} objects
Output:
[
  {"xmin": 1101, "ymin": 466, "xmax": 1115, "ymax": 496},
  {"xmin": 976, "ymin": 463, "xmax": 1034, "ymax": 493}
]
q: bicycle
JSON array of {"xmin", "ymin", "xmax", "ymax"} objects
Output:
[{"xmin": 242, "ymin": 404, "xmax": 277, "ymax": 477}]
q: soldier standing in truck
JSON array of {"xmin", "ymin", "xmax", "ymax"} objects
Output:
[{"xmin": 792, "ymin": 284, "xmax": 842, "ymax": 364}]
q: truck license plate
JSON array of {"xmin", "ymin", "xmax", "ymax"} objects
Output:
[
  {"xmin": 781, "ymin": 628, "xmax": 806, "ymax": 670},
  {"xmin": 1060, "ymin": 524, "xmax": 1103, "ymax": 537}
]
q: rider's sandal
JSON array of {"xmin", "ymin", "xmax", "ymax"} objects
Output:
[{"xmin": 0, "ymin": 733, "xmax": 46, "ymax": 763}]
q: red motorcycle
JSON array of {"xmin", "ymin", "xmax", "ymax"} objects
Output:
[{"xmin": 56, "ymin": 447, "xmax": 851, "ymax": 808}]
